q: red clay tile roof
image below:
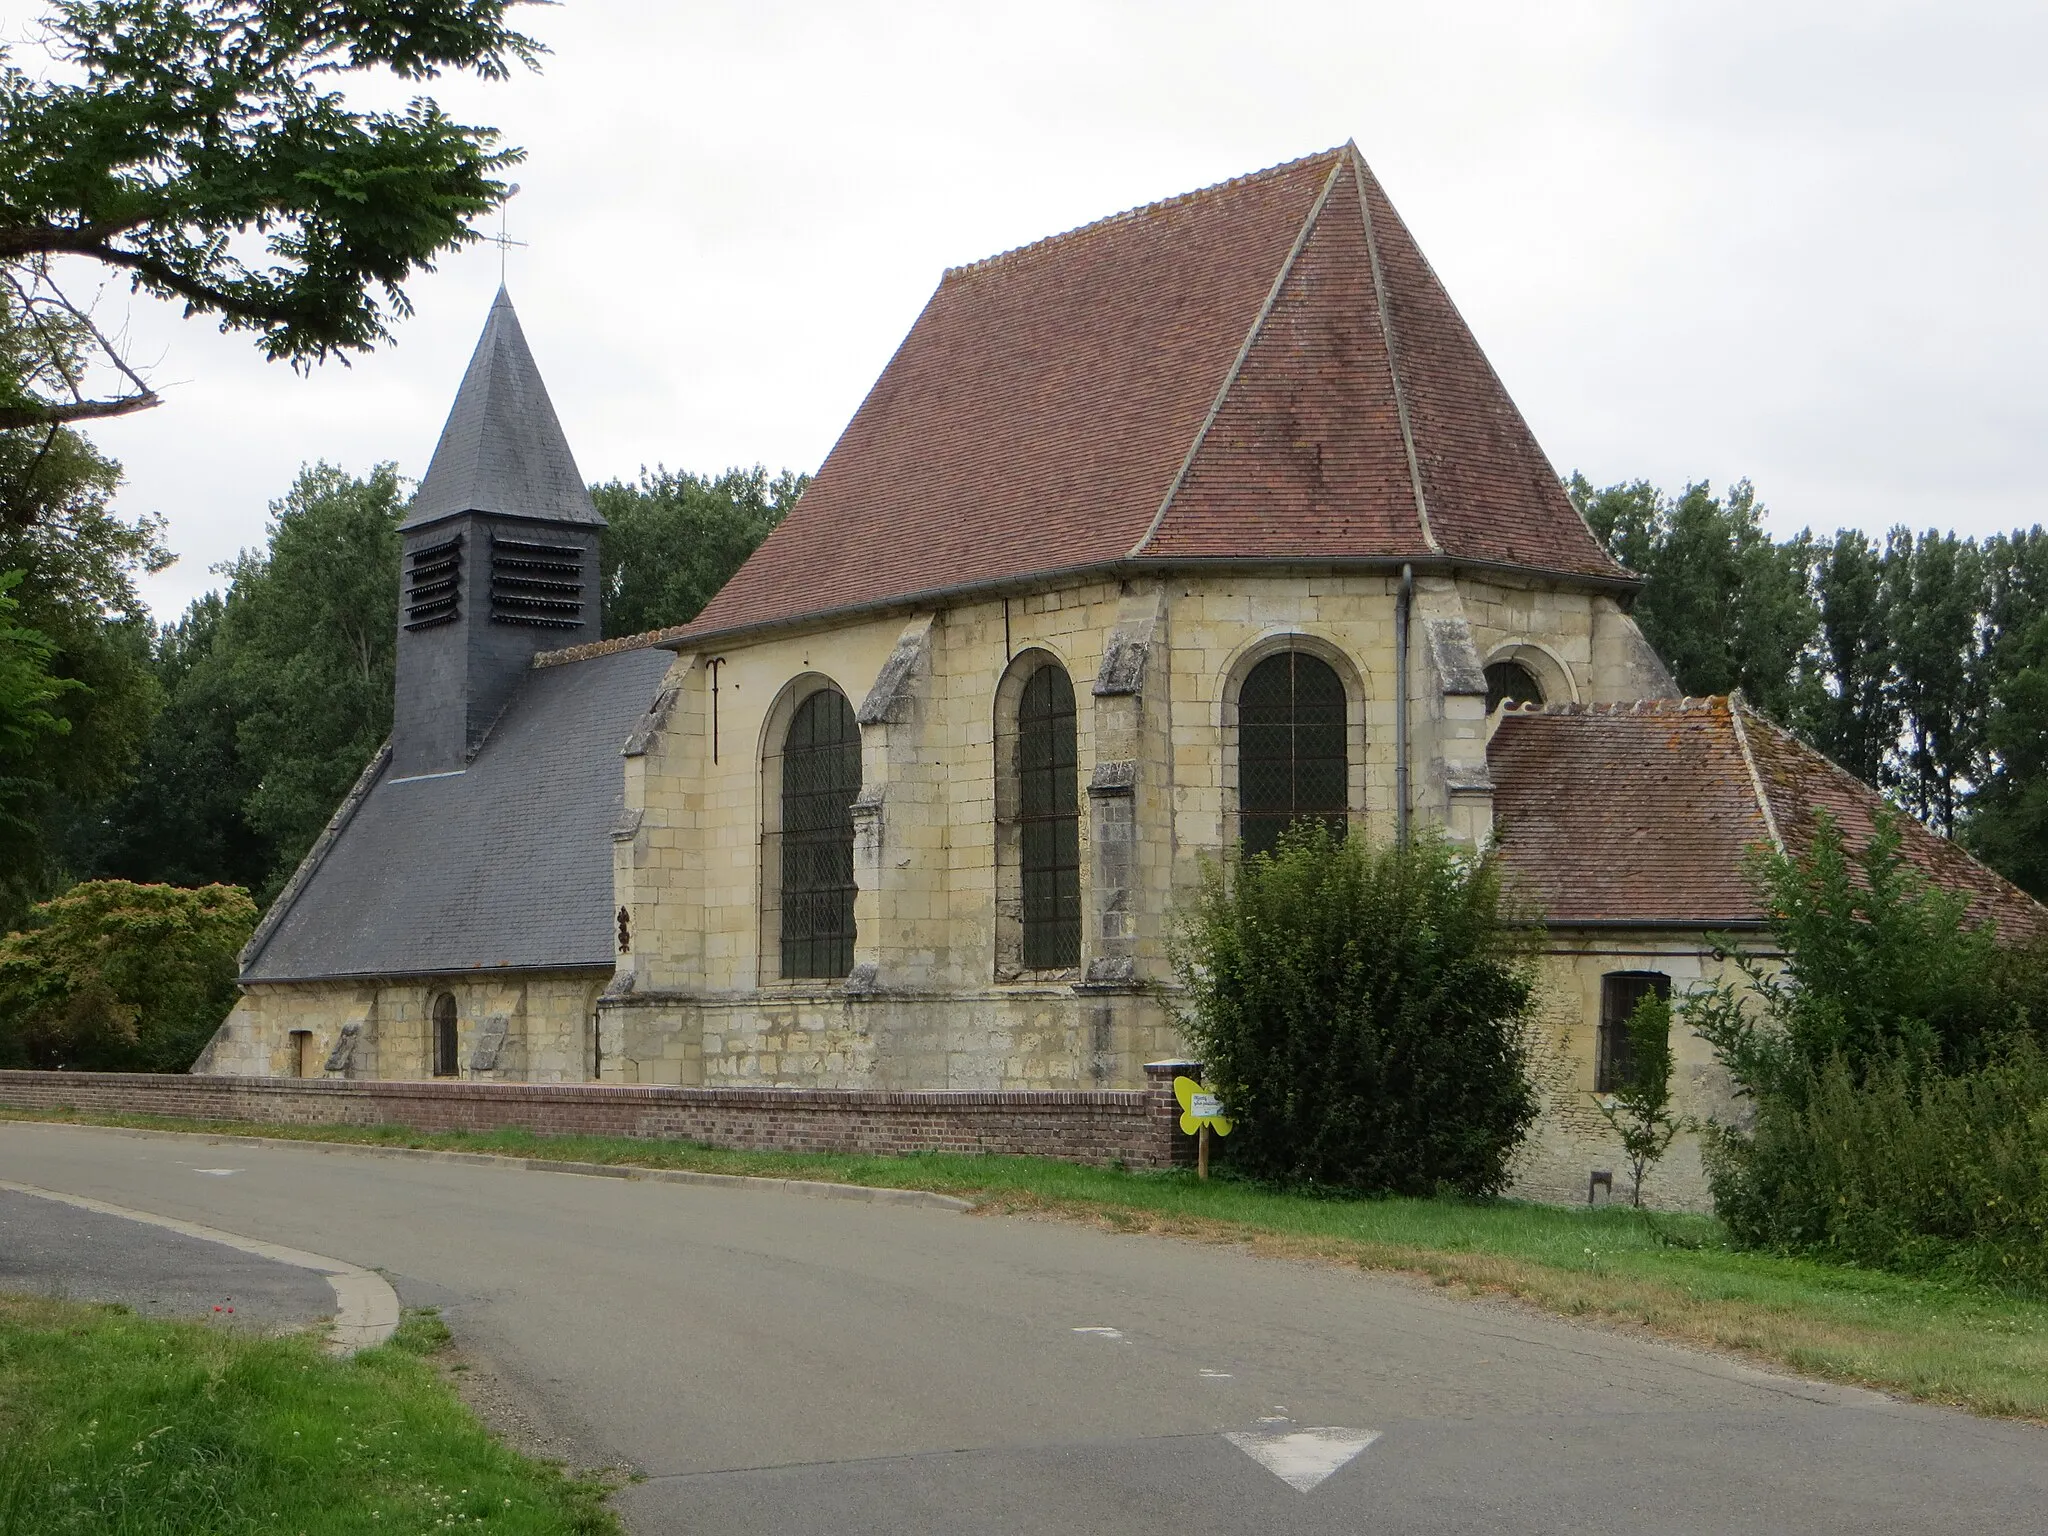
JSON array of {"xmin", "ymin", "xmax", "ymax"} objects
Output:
[
  {"xmin": 680, "ymin": 144, "xmax": 1626, "ymax": 643},
  {"xmin": 1490, "ymin": 696, "xmax": 2048, "ymax": 941}
]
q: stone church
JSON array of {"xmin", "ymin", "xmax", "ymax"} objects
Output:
[{"xmin": 199, "ymin": 144, "xmax": 2044, "ymax": 1203}]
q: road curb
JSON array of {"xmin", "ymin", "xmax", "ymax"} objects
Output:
[
  {"xmin": 16, "ymin": 1121, "xmax": 978, "ymax": 1215},
  {"xmin": 0, "ymin": 1177, "xmax": 402, "ymax": 1355}
]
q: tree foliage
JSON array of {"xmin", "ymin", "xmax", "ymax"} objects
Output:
[
  {"xmin": 1172, "ymin": 825, "xmax": 1539, "ymax": 1195},
  {"xmin": 593, "ymin": 465, "xmax": 804, "ymax": 637},
  {"xmin": 1593, "ymin": 990, "xmax": 1683, "ymax": 1208},
  {"xmin": 0, "ymin": 0, "xmax": 538, "ymax": 432},
  {"xmin": 0, "ymin": 878, "xmax": 255, "ymax": 1071},
  {"xmin": 1574, "ymin": 471, "xmax": 2048, "ymax": 895},
  {"xmin": 1683, "ymin": 815, "xmax": 2048, "ymax": 1289}
]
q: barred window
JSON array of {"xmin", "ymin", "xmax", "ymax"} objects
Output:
[
  {"xmin": 1017, "ymin": 664, "xmax": 1080, "ymax": 969},
  {"xmin": 431, "ymin": 993, "xmax": 458, "ymax": 1078},
  {"xmin": 1598, "ymin": 972, "xmax": 1671, "ymax": 1092},
  {"xmin": 1485, "ymin": 659, "xmax": 1544, "ymax": 713},
  {"xmin": 780, "ymin": 689, "xmax": 861, "ymax": 979},
  {"xmin": 1238, "ymin": 651, "xmax": 1348, "ymax": 859}
]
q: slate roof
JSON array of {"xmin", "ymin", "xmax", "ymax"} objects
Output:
[
  {"xmin": 673, "ymin": 143, "xmax": 1624, "ymax": 645},
  {"xmin": 241, "ymin": 646, "xmax": 672, "ymax": 981},
  {"xmin": 1489, "ymin": 696, "xmax": 2048, "ymax": 941},
  {"xmin": 402, "ymin": 287, "xmax": 604, "ymax": 532}
]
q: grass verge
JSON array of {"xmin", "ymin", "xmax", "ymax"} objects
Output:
[
  {"xmin": 0, "ymin": 1295, "xmax": 618, "ymax": 1535},
  {"xmin": 7, "ymin": 1105, "xmax": 2048, "ymax": 1422}
]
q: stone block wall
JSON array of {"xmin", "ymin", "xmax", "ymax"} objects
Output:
[{"xmin": 0, "ymin": 1062, "xmax": 1204, "ymax": 1170}]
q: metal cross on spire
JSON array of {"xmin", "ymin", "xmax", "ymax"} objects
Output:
[{"xmin": 483, "ymin": 183, "xmax": 526, "ymax": 280}]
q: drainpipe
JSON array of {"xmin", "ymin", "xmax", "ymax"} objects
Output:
[{"xmin": 1395, "ymin": 563, "xmax": 1412, "ymax": 848}]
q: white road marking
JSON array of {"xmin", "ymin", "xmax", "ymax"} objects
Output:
[
  {"xmin": 0, "ymin": 1178, "xmax": 399, "ymax": 1354},
  {"xmin": 1071, "ymin": 1326, "xmax": 1124, "ymax": 1339},
  {"xmin": 1224, "ymin": 1424, "xmax": 1381, "ymax": 1492},
  {"xmin": 1200, "ymin": 1369, "xmax": 1233, "ymax": 1379},
  {"xmin": 193, "ymin": 1168, "xmax": 241, "ymax": 1176}
]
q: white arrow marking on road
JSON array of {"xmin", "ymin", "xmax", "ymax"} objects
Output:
[{"xmin": 1223, "ymin": 1425, "xmax": 1381, "ymax": 1492}]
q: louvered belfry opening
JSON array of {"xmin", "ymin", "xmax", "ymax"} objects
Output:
[
  {"xmin": 403, "ymin": 534, "xmax": 462, "ymax": 630},
  {"xmin": 1238, "ymin": 651, "xmax": 1349, "ymax": 859},
  {"xmin": 489, "ymin": 534, "xmax": 585, "ymax": 629},
  {"xmin": 780, "ymin": 689, "xmax": 861, "ymax": 979},
  {"xmin": 1018, "ymin": 663, "xmax": 1081, "ymax": 969}
]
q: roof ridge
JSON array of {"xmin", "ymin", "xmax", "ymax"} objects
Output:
[
  {"xmin": 1127, "ymin": 153, "xmax": 1349, "ymax": 558},
  {"xmin": 942, "ymin": 145, "xmax": 1347, "ymax": 281},
  {"xmin": 1350, "ymin": 146, "xmax": 1439, "ymax": 555},
  {"xmin": 1736, "ymin": 693, "xmax": 2048, "ymax": 922},
  {"xmin": 1727, "ymin": 690, "xmax": 1787, "ymax": 854},
  {"xmin": 1504, "ymin": 695, "xmax": 1726, "ymax": 718},
  {"xmin": 534, "ymin": 627, "xmax": 690, "ymax": 668}
]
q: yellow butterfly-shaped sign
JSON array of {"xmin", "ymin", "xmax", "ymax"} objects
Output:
[{"xmin": 1174, "ymin": 1075, "xmax": 1233, "ymax": 1136}]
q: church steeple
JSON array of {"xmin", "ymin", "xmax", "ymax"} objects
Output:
[{"xmin": 393, "ymin": 289, "xmax": 605, "ymax": 779}]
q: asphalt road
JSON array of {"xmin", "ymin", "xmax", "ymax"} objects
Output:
[
  {"xmin": 0, "ymin": 1185, "xmax": 335, "ymax": 1331},
  {"xmin": 2, "ymin": 1121, "xmax": 2043, "ymax": 1536}
]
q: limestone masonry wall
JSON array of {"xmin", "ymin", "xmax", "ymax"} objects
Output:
[{"xmin": 0, "ymin": 1064, "xmax": 1199, "ymax": 1170}]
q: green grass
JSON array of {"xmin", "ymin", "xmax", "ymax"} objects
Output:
[
  {"xmin": 0, "ymin": 1295, "xmax": 618, "ymax": 1536},
  {"xmin": 8, "ymin": 1106, "xmax": 2048, "ymax": 1421}
]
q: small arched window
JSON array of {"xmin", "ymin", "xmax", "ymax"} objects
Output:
[
  {"xmin": 431, "ymin": 992, "xmax": 458, "ymax": 1078},
  {"xmin": 780, "ymin": 688, "xmax": 861, "ymax": 979},
  {"xmin": 1238, "ymin": 651, "xmax": 1348, "ymax": 859},
  {"xmin": 1017, "ymin": 664, "xmax": 1080, "ymax": 969},
  {"xmin": 1485, "ymin": 659, "xmax": 1544, "ymax": 713}
]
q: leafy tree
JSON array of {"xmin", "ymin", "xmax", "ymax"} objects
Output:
[
  {"xmin": 84, "ymin": 593, "xmax": 274, "ymax": 892},
  {"xmin": 0, "ymin": 0, "xmax": 537, "ymax": 435},
  {"xmin": 1171, "ymin": 824, "xmax": 1539, "ymax": 1195},
  {"xmin": 594, "ymin": 465, "xmax": 804, "ymax": 637},
  {"xmin": 1966, "ymin": 613, "xmax": 2048, "ymax": 899},
  {"xmin": 0, "ymin": 396, "xmax": 163, "ymax": 923},
  {"xmin": 1885, "ymin": 530, "xmax": 1986, "ymax": 835},
  {"xmin": 1684, "ymin": 810, "xmax": 2036, "ymax": 1111},
  {"xmin": 0, "ymin": 879, "xmax": 255, "ymax": 1071},
  {"xmin": 1593, "ymin": 990, "xmax": 1684, "ymax": 1207},
  {"xmin": 1803, "ymin": 528, "xmax": 1897, "ymax": 789},
  {"xmin": 214, "ymin": 461, "xmax": 402, "ymax": 894},
  {"xmin": 1568, "ymin": 473, "xmax": 1815, "ymax": 722},
  {"xmin": 0, "ymin": 569, "xmax": 75, "ymax": 884}
]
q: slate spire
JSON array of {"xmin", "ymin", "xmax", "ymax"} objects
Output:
[
  {"xmin": 403, "ymin": 286, "xmax": 604, "ymax": 532},
  {"xmin": 392, "ymin": 288, "xmax": 605, "ymax": 778}
]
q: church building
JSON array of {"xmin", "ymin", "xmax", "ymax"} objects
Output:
[{"xmin": 199, "ymin": 145, "xmax": 2044, "ymax": 1206}]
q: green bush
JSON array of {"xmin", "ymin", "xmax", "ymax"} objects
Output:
[
  {"xmin": 0, "ymin": 879, "xmax": 255, "ymax": 1071},
  {"xmin": 1689, "ymin": 808, "xmax": 2048, "ymax": 1291},
  {"xmin": 1171, "ymin": 824, "xmax": 1538, "ymax": 1195},
  {"xmin": 1708, "ymin": 1038, "xmax": 2048, "ymax": 1294}
]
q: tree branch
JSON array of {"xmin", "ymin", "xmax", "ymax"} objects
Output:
[{"xmin": 0, "ymin": 393, "xmax": 162, "ymax": 432}]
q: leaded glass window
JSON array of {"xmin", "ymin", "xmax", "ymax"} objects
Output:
[
  {"xmin": 432, "ymin": 993, "xmax": 458, "ymax": 1077},
  {"xmin": 1017, "ymin": 664, "xmax": 1080, "ymax": 969},
  {"xmin": 780, "ymin": 689, "xmax": 861, "ymax": 979},
  {"xmin": 1238, "ymin": 651, "xmax": 1348, "ymax": 859},
  {"xmin": 1598, "ymin": 972, "xmax": 1671, "ymax": 1092},
  {"xmin": 1485, "ymin": 659, "xmax": 1543, "ymax": 713}
]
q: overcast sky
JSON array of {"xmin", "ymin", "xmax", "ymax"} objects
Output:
[{"xmin": 14, "ymin": 0, "xmax": 2046, "ymax": 620}]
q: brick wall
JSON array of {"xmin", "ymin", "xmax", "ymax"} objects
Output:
[{"xmin": 0, "ymin": 1063, "xmax": 1203, "ymax": 1171}]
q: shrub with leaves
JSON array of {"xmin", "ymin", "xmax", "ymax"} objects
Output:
[
  {"xmin": 1171, "ymin": 825, "xmax": 1538, "ymax": 1195},
  {"xmin": 0, "ymin": 880, "xmax": 255, "ymax": 1071},
  {"xmin": 1685, "ymin": 808, "xmax": 2048, "ymax": 1289},
  {"xmin": 1594, "ymin": 991, "xmax": 1685, "ymax": 1207}
]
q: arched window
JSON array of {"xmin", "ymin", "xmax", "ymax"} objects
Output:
[
  {"xmin": 1017, "ymin": 664, "xmax": 1080, "ymax": 969},
  {"xmin": 431, "ymin": 992, "xmax": 458, "ymax": 1078},
  {"xmin": 1485, "ymin": 659, "xmax": 1544, "ymax": 713},
  {"xmin": 780, "ymin": 688, "xmax": 861, "ymax": 979},
  {"xmin": 1238, "ymin": 651, "xmax": 1348, "ymax": 859}
]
